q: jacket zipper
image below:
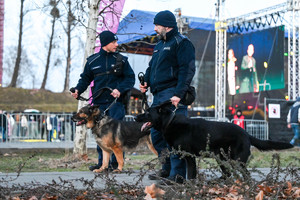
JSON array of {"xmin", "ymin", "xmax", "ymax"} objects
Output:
[
  {"xmin": 154, "ymin": 41, "xmax": 165, "ymax": 83},
  {"xmin": 105, "ymin": 54, "xmax": 108, "ymax": 87}
]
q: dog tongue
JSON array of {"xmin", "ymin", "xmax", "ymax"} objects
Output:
[
  {"xmin": 141, "ymin": 122, "xmax": 152, "ymax": 132},
  {"xmin": 76, "ymin": 120, "xmax": 85, "ymax": 126}
]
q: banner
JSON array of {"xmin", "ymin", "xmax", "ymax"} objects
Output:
[{"xmin": 94, "ymin": 0, "xmax": 126, "ymax": 53}]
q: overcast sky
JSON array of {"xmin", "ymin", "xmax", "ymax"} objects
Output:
[{"xmin": 3, "ymin": 0, "xmax": 287, "ymax": 92}]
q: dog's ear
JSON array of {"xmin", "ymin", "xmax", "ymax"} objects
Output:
[{"xmin": 89, "ymin": 105, "xmax": 99, "ymax": 114}]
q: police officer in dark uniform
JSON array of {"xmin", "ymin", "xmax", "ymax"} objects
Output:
[
  {"xmin": 140, "ymin": 10, "xmax": 196, "ymax": 184},
  {"xmin": 71, "ymin": 30, "xmax": 135, "ymax": 171}
]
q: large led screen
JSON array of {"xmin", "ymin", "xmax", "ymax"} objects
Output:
[{"xmin": 227, "ymin": 26, "xmax": 284, "ymax": 95}]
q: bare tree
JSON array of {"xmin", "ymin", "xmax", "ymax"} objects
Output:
[
  {"xmin": 73, "ymin": 0, "xmax": 99, "ymax": 156},
  {"xmin": 3, "ymin": 45, "xmax": 34, "ymax": 87},
  {"xmin": 8, "ymin": 0, "xmax": 26, "ymax": 87},
  {"xmin": 40, "ymin": 0, "xmax": 60, "ymax": 90},
  {"xmin": 61, "ymin": 0, "xmax": 78, "ymax": 93}
]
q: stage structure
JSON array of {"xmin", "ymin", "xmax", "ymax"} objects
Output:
[
  {"xmin": 214, "ymin": 0, "xmax": 227, "ymax": 120},
  {"xmin": 214, "ymin": 0, "xmax": 300, "ymax": 119}
]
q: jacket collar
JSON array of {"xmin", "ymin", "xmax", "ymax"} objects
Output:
[
  {"xmin": 99, "ymin": 48, "xmax": 114, "ymax": 56},
  {"xmin": 164, "ymin": 26, "xmax": 179, "ymax": 42}
]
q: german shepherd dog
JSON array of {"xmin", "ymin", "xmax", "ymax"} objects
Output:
[
  {"xmin": 135, "ymin": 101, "xmax": 294, "ymax": 180},
  {"xmin": 72, "ymin": 104, "xmax": 157, "ymax": 173}
]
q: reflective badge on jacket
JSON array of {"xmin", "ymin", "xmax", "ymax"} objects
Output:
[{"xmin": 92, "ymin": 65, "xmax": 102, "ymax": 70}]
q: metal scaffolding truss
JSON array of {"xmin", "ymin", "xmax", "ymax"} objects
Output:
[
  {"xmin": 215, "ymin": 0, "xmax": 300, "ymax": 119},
  {"xmin": 215, "ymin": 21, "xmax": 227, "ymax": 119},
  {"xmin": 287, "ymin": 0, "xmax": 300, "ymax": 100}
]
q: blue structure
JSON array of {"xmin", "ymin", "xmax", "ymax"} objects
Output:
[{"xmin": 117, "ymin": 9, "xmax": 215, "ymax": 46}]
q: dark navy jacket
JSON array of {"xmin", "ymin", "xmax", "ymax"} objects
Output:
[
  {"xmin": 75, "ymin": 48, "xmax": 135, "ymax": 104},
  {"xmin": 288, "ymin": 101, "xmax": 300, "ymax": 124},
  {"xmin": 144, "ymin": 27, "xmax": 195, "ymax": 99}
]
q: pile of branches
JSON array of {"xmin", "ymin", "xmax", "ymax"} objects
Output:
[{"xmin": 0, "ymin": 151, "xmax": 299, "ymax": 199}]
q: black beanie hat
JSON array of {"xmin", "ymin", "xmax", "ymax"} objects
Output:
[
  {"xmin": 99, "ymin": 30, "xmax": 118, "ymax": 47},
  {"xmin": 153, "ymin": 10, "xmax": 177, "ymax": 27}
]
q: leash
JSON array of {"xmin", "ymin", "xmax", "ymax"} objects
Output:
[
  {"xmin": 70, "ymin": 87, "xmax": 115, "ymax": 102},
  {"xmin": 103, "ymin": 98, "xmax": 118, "ymax": 115},
  {"xmin": 162, "ymin": 106, "xmax": 178, "ymax": 133},
  {"xmin": 138, "ymin": 72, "xmax": 149, "ymax": 110},
  {"xmin": 70, "ymin": 86, "xmax": 118, "ymax": 115},
  {"xmin": 70, "ymin": 87, "xmax": 116, "ymax": 102}
]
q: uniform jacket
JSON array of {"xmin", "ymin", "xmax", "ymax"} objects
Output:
[
  {"xmin": 144, "ymin": 27, "xmax": 195, "ymax": 99},
  {"xmin": 287, "ymin": 101, "xmax": 300, "ymax": 124},
  {"xmin": 75, "ymin": 48, "xmax": 135, "ymax": 105}
]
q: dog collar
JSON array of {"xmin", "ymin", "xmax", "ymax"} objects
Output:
[{"xmin": 94, "ymin": 113, "xmax": 105, "ymax": 124}]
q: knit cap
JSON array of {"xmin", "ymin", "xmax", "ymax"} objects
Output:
[
  {"xmin": 99, "ymin": 31, "xmax": 118, "ymax": 47},
  {"xmin": 153, "ymin": 10, "xmax": 177, "ymax": 27}
]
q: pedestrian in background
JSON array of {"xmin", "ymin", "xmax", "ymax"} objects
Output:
[
  {"xmin": 287, "ymin": 97, "xmax": 300, "ymax": 146},
  {"xmin": 0, "ymin": 110, "xmax": 7, "ymax": 142},
  {"xmin": 20, "ymin": 115, "xmax": 28, "ymax": 137},
  {"xmin": 233, "ymin": 109, "xmax": 245, "ymax": 129}
]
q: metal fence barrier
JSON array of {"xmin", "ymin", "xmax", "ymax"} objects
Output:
[
  {"xmin": 0, "ymin": 113, "xmax": 76, "ymax": 142},
  {"xmin": 190, "ymin": 116, "xmax": 268, "ymax": 140},
  {"xmin": 231, "ymin": 119, "xmax": 269, "ymax": 140},
  {"xmin": 191, "ymin": 116, "xmax": 230, "ymax": 122},
  {"xmin": 0, "ymin": 113, "xmax": 138, "ymax": 143},
  {"xmin": 1, "ymin": 112, "xmax": 268, "ymax": 142}
]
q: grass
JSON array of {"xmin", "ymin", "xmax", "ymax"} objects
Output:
[
  {"xmin": 0, "ymin": 148, "xmax": 299, "ymax": 173},
  {"xmin": 0, "ymin": 87, "xmax": 77, "ymax": 112}
]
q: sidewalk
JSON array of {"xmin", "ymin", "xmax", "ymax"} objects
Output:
[
  {"xmin": 0, "ymin": 171, "xmax": 157, "ymax": 189},
  {"xmin": 0, "ymin": 168, "xmax": 293, "ymax": 190},
  {"xmin": 0, "ymin": 141, "xmax": 97, "ymax": 153}
]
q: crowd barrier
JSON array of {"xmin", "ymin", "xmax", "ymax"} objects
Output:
[
  {"xmin": 0, "ymin": 113, "xmax": 137, "ymax": 143},
  {"xmin": 231, "ymin": 119, "xmax": 269, "ymax": 140},
  {"xmin": 191, "ymin": 116, "xmax": 268, "ymax": 140},
  {"xmin": 0, "ymin": 113, "xmax": 268, "ymax": 142}
]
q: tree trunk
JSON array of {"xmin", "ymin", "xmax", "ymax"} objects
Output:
[
  {"xmin": 40, "ymin": 16, "xmax": 56, "ymax": 90},
  {"xmin": 9, "ymin": 0, "xmax": 25, "ymax": 87},
  {"xmin": 63, "ymin": 1, "xmax": 72, "ymax": 93},
  {"xmin": 73, "ymin": 0, "xmax": 99, "ymax": 155}
]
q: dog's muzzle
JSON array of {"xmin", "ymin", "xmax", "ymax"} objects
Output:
[
  {"xmin": 71, "ymin": 116, "xmax": 88, "ymax": 126},
  {"xmin": 141, "ymin": 122, "xmax": 152, "ymax": 132}
]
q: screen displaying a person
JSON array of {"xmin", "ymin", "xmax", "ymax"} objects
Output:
[
  {"xmin": 240, "ymin": 44, "xmax": 259, "ymax": 93},
  {"xmin": 227, "ymin": 49, "xmax": 238, "ymax": 95}
]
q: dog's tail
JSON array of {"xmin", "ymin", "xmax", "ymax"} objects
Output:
[{"xmin": 249, "ymin": 135, "xmax": 294, "ymax": 151}]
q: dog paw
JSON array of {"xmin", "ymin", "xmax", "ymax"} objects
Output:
[
  {"xmin": 112, "ymin": 169, "xmax": 122, "ymax": 173},
  {"xmin": 93, "ymin": 168, "xmax": 108, "ymax": 173},
  {"xmin": 92, "ymin": 169, "xmax": 102, "ymax": 173}
]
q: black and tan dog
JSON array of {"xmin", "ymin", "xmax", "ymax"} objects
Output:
[
  {"xmin": 72, "ymin": 104, "xmax": 157, "ymax": 173},
  {"xmin": 135, "ymin": 101, "xmax": 294, "ymax": 180}
]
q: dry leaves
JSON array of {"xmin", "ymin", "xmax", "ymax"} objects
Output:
[
  {"xmin": 144, "ymin": 183, "xmax": 165, "ymax": 199},
  {"xmin": 143, "ymin": 181, "xmax": 300, "ymax": 199}
]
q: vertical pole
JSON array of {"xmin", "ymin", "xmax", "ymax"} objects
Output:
[
  {"xmin": 0, "ymin": 0, "xmax": 3, "ymax": 86},
  {"xmin": 215, "ymin": 0, "xmax": 227, "ymax": 119}
]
